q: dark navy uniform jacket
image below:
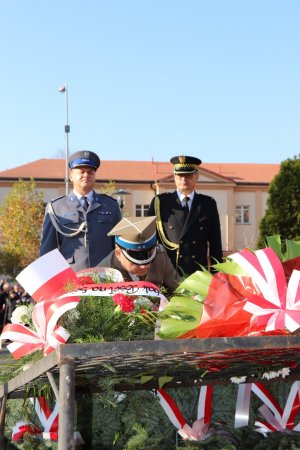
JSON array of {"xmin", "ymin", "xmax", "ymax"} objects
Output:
[
  {"xmin": 40, "ymin": 191, "xmax": 122, "ymax": 272},
  {"xmin": 148, "ymin": 191, "xmax": 223, "ymax": 276}
]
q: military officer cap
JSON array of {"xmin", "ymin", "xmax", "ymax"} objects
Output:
[
  {"xmin": 68, "ymin": 150, "xmax": 100, "ymax": 170},
  {"xmin": 170, "ymin": 155, "xmax": 202, "ymax": 174},
  {"xmin": 108, "ymin": 216, "xmax": 157, "ymax": 265}
]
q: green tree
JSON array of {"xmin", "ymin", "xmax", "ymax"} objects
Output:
[
  {"xmin": 99, "ymin": 179, "xmax": 116, "ymax": 195},
  {"xmin": 257, "ymin": 155, "xmax": 300, "ymax": 248},
  {"xmin": 0, "ymin": 179, "xmax": 44, "ymax": 276}
]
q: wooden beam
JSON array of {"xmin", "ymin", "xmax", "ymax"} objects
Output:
[
  {"xmin": 58, "ymin": 357, "xmax": 75, "ymax": 450},
  {"xmin": 0, "ymin": 350, "xmax": 58, "ymax": 399}
]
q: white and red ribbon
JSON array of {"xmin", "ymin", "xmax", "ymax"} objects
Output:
[
  {"xmin": 230, "ymin": 248, "xmax": 300, "ymax": 332},
  {"xmin": 235, "ymin": 381, "xmax": 300, "ymax": 434},
  {"xmin": 59, "ymin": 280, "xmax": 166, "ymax": 301},
  {"xmin": 12, "ymin": 421, "xmax": 45, "ymax": 441},
  {"xmin": 157, "ymin": 386, "xmax": 212, "ymax": 441},
  {"xmin": 12, "ymin": 397, "xmax": 84, "ymax": 444},
  {"xmin": 1, "ymin": 250, "xmax": 81, "ymax": 359},
  {"xmin": 12, "ymin": 397, "xmax": 58, "ymax": 441},
  {"xmin": 1, "ymin": 296, "xmax": 80, "ymax": 359},
  {"xmin": 16, "ymin": 249, "xmax": 78, "ymax": 303}
]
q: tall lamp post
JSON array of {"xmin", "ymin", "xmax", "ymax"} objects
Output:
[
  {"xmin": 58, "ymin": 84, "xmax": 70, "ymax": 195},
  {"xmin": 112, "ymin": 188, "xmax": 131, "ymax": 211}
]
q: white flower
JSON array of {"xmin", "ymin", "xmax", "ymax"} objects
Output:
[
  {"xmin": 230, "ymin": 376, "xmax": 247, "ymax": 384},
  {"xmin": 262, "ymin": 367, "xmax": 290, "ymax": 380},
  {"xmin": 11, "ymin": 306, "xmax": 30, "ymax": 325},
  {"xmin": 65, "ymin": 308, "xmax": 80, "ymax": 326},
  {"xmin": 262, "ymin": 371, "xmax": 278, "ymax": 380},
  {"xmin": 134, "ymin": 296, "xmax": 153, "ymax": 309},
  {"xmin": 280, "ymin": 367, "xmax": 290, "ymax": 379}
]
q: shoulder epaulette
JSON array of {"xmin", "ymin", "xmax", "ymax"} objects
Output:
[
  {"xmin": 154, "ymin": 196, "xmax": 180, "ymax": 269},
  {"xmin": 49, "ymin": 195, "xmax": 65, "ymax": 203}
]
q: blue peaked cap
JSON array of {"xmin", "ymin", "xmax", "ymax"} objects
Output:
[{"xmin": 69, "ymin": 150, "xmax": 100, "ymax": 170}]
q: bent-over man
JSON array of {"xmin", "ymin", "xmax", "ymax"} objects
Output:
[{"xmin": 99, "ymin": 216, "xmax": 180, "ymax": 296}]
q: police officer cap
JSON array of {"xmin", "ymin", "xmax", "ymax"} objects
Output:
[
  {"xmin": 170, "ymin": 155, "xmax": 202, "ymax": 174},
  {"xmin": 108, "ymin": 216, "xmax": 157, "ymax": 265},
  {"xmin": 68, "ymin": 150, "xmax": 100, "ymax": 170}
]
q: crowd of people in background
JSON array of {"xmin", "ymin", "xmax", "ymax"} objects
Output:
[{"xmin": 0, "ymin": 279, "xmax": 33, "ymax": 331}]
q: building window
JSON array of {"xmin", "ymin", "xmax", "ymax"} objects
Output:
[
  {"xmin": 136, "ymin": 204, "xmax": 149, "ymax": 217},
  {"xmin": 236, "ymin": 205, "xmax": 250, "ymax": 224}
]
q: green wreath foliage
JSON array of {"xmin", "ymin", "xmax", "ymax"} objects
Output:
[{"xmin": 5, "ymin": 273, "xmax": 300, "ymax": 448}]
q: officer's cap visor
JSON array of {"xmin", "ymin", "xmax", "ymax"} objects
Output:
[
  {"xmin": 121, "ymin": 247, "xmax": 157, "ymax": 265},
  {"xmin": 69, "ymin": 158, "xmax": 98, "ymax": 169}
]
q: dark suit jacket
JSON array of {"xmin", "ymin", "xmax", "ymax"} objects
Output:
[
  {"xmin": 40, "ymin": 191, "xmax": 121, "ymax": 272},
  {"xmin": 148, "ymin": 191, "xmax": 223, "ymax": 276}
]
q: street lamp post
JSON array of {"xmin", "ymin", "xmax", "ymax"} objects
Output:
[
  {"xmin": 58, "ymin": 84, "xmax": 70, "ymax": 195},
  {"xmin": 112, "ymin": 188, "xmax": 131, "ymax": 211}
]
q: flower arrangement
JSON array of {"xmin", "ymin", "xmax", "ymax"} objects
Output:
[
  {"xmin": 63, "ymin": 291, "xmax": 159, "ymax": 345},
  {"xmin": 112, "ymin": 293, "xmax": 158, "ymax": 314},
  {"xmin": 158, "ymin": 235, "xmax": 300, "ymax": 340},
  {"xmin": 0, "ymin": 251, "xmax": 163, "ymax": 363},
  {"xmin": 0, "ymin": 252, "xmax": 164, "ymax": 448},
  {"xmin": 2, "ymin": 238, "xmax": 300, "ymax": 449},
  {"xmin": 11, "ymin": 304, "xmax": 34, "ymax": 326}
]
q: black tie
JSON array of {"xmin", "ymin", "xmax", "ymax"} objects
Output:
[
  {"xmin": 182, "ymin": 197, "xmax": 190, "ymax": 218},
  {"xmin": 82, "ymin": 196, "xmax": 89, "ymax": 211}
]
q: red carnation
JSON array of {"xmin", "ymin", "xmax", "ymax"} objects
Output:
[
  {"xmin": 75, "ymin": 275, "xmax": 95, "ymax": 287},
  {"xmin": 112, "ymin": 294, "xmax": 135, "ymax": 313}
]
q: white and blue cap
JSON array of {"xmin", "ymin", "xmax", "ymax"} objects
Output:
[
  {"xmin": 68, "ymin": 150, "xmax": 100, "ymax": 170},
  {"xmin": 108, "ymin": 216, "xmax": 157, "ymax": 265}
]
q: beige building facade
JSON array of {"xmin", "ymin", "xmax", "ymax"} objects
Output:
[{"xmin": 0, "ymin": 159, "xmax": 280, "ymax": 253}]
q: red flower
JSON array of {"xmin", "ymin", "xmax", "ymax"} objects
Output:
[
  {"xmin": 75, "ymin": 275, "xmax": 95, "ymax": 287},
  {"xmin": 112, "ymin": 294, "xmax": 135, "ymax": 313}
]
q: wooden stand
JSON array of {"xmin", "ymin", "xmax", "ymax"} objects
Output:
[{"xmin": 1, "ymin": 335, "xmax": 300, "ymax": 449}]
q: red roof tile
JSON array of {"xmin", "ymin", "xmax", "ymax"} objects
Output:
[{"xmin": 0, "ymin": 159, "xmax": 280, "ymax": 184}]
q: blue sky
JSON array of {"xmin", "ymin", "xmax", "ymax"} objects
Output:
[{"xmin": 0, "ymin": 0, "xmax": 299, "ymax": 171}]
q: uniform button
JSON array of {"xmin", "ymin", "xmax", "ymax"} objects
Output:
[
  {"xmin": 199, "ymin": 227, "xmax": 203, "ymax": 230},
  {"xmin": 192, "ymin": 241, "xmax": 196, "ymax": 244},
  {"xmin": 192, "ymin": 255, "xmax": 196, "ymax": 259},
  {"xmin": 180, "ymin": 240, "xmax": 183, "ymax": 244},
  {"xmin": 179, "ymin": 254, "xmax": 182, "ymax": 258}
]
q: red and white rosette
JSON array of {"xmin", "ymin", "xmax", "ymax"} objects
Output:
[
  {"xmin": 12, "ymin": 397, "xmax": 59, "ymax": 441},
  {"xmin": 157, "ymin": 385, "xmax": 212, "ymax": 440},
  {"xmin": 12, "ymin": 397, "xmax": 84, "ymax": 444},
  {"xmin": 1, "ymin": 296, "xmax": 80, "ymax": 359},
  {"xmin": 235, "ymin": 381, "xmax": 300, "ymax": 434},
  {"xmin": 230, "ymin": 248, "xmax": 300, "ymax": 332},
  {"xmin": 12, "ymin": 422, "xmax": 43, "ymax": 441},
  {"xmin": 1, "ymin": 250, "xmax": 81, "ymax": 359}
]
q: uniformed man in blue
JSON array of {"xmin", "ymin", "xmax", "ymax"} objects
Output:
[
  {"xmin": 148, "ymin": 155, "xmax": 223, "ymax": 276},
  {"xmin": 40, "ymin": 150, "xmax": 122, "ymax": 272}
]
